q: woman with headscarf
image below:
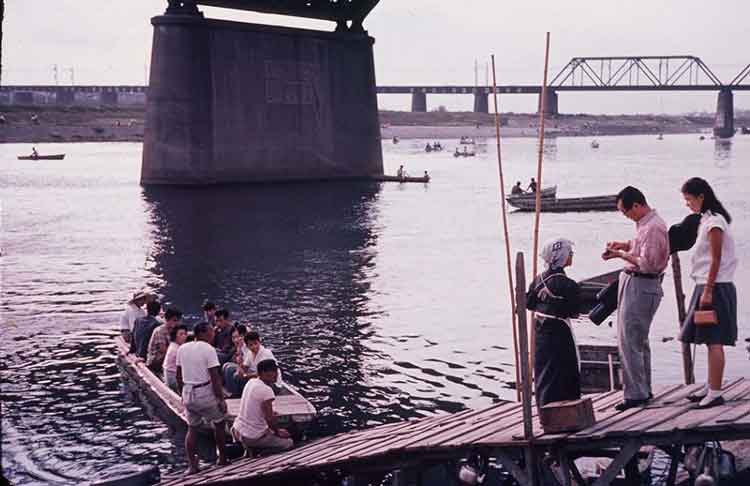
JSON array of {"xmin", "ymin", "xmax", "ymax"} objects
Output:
[
  {"xmin": 679, "ymin": 177, "xmax": 738, "ymax": 409},
  {"xmin": 526, "ymin": 238, "xmax": 582, "ymax": 407}
]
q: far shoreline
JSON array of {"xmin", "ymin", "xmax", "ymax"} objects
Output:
[{"xmin": 2, "ymin": 106, "xmax": 749, "ymax": 144}]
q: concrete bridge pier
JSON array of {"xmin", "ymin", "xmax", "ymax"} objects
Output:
[
  {"xmin": 142, "ymin": 7, "xmax": 383, "ymax": 185},
  {"xmin": 411, "ymin": 91, "xmax": 427, "ymax": 112},
  {"xmin": 713, "ymin": 88, "xmax": 734, "ymax": 138},
  {"xmin": 100, "ymin": 90, "xmax": 118, "ymax": 106},
  {"xmin": 538, "ymin": 89, "xmax": 559, "ymax": 116},
  {"xmin": 473, "ymin": 89, "xmax": 488, "ymax": 114}
]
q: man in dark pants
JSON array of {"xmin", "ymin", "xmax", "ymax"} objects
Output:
[{"xmin": 603, "ymin": 186, "xmax": 669, "ymax": 411}]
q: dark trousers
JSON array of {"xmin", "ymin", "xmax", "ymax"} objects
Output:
[{"xmin": 534, "ymin": 317, "xmax": 581, "ymax": 408}]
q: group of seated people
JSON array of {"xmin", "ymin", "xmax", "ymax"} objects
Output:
[
  {"xmin": 120, "ymin": 293, "xmax": 292, "ymax": 472},
  {"xmin": 511, "ymin": 177, "xmax": 538, "ymax": 195}
]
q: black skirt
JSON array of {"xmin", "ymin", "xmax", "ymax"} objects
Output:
[
  {"xmin": 680, "ymin": 282, "xmax": 737, "ymax": 346},
  {"xmin": 534, "ymin": 317, "xmax": 581, "ymax": 408}
]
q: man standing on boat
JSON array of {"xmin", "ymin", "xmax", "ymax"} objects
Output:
[
  {"xmin": 527, "ymin": 178, "xmax": 537, "ymax": 193},
  {"xmin": 177, "ymin": 322, "xmax": 229, "ymax": 473},
  {"xmin": 231, "ymin": 359, "xmax": 293, "ymax": 456},
  {"xmin": 603, "ymin": 186, "xmax": 669, "ymax": 411}
]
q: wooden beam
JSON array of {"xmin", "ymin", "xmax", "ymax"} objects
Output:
[
  {"xmin": 671, "ymin": 253, "xmax": 695, "ymax": 384},
  {"xmin": 591, "ymin": 440, "xmax": 641, "ymax": 486},
  {"xmin": 556, "ymin": 450, "xmax": 572, "ymax": 486},
  {"xmin": 514, "ymin": 252, "xmax": 534, "ymax": 440},
  {"xmin": 494, "ymin": 449, "xmax": 531, "ymax": 486}
]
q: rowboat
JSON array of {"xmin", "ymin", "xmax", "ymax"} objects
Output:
[
  {"xmin": 17, "ymin": 154, "xmax": 66, "ymax": 160},
  {"xmin": 507, "ymin": 194, "xmax": 617, "ymax": 212},
  {"xmin": 115, "ymin": 336, "xmax": 317, "ymax": 434},
  {"xmin": 505, "ymin": 185, "xmax": 557, "ymax": 201},
  {"xmin": 375, "ymin": 175, "xmax": 430, "ymax": 183},
  {"xmin": 453, "ymin": 151, "xmax": 476, "ymax": 157}
]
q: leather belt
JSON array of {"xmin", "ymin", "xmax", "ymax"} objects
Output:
[
  {"xmin": 187, "ymin": 381, "xmax": 211, "ymax": 388},
  {"xmin": 624, "ymin": 269, "xmax": 663, "ymax": 280}
]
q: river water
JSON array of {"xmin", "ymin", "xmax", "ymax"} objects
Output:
[{"xmin": 2, "ymin": 134, "xmax": 749, "ymax": 484}]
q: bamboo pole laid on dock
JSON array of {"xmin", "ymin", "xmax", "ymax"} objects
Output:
[
  {"xmin": 671, "ymin": 253, "xmax": 695, "ymax": 384},
  {"xmin": 491, "ymin": 54, "xmax": 522, "ymax": 402},
  {"xmin": 530, "ymin": 32, "xmax": 551, "ymax": 374}
]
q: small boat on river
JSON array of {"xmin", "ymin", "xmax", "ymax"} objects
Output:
[
  {"xmin": 506, "ymin": 185, "xmax": 557, "ymax": 201},
  {"xmin": 376, "ymin": 174, "xmax": 430, "ymax": 183},
  {"xmin": 115, "ymin": 336, "xmax": 317, "ymax": 434},
  {"xmin": 18, "ymin": 153, "xmax": 66, "ymax": 160},
  {"xmin": 506, "ymin": 194, "xmax": 617, "ymax": 212}
]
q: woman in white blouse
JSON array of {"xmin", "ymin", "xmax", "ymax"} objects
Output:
[{"xmin": 679, "ymin": 177, "xmax": 738, "ymax": 409}]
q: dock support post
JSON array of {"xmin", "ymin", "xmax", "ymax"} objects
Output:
[
  {"xmin": 713, "ymin": 88, "xmax": 734, "ymax": 138},
  {"xmin": 671, "ymin": 253, "xmax": 694, "ymax": 384},
  {"xmin": 473, "ymin": 88, "xmax": 488, "ymax": 114},
  {"xmin": 411, "ymin": 90, "xmax": 427, "ymax": 112},
  {"xmin": 591, "ymin": 440, "xmax": 641, "ymax": 486}
]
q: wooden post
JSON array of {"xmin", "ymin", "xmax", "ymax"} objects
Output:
[
  {"xmin": 491, "ymin": 53, "xmax": 522, "ymax": 402},
  {"xmin": 671, "ymin": 253, "xmax": 695, "ymax": 384},
  {"xmin": 515, "ymin": 252, "xmax": 537, "ymax": 486}
]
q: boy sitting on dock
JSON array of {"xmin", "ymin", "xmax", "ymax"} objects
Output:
[{"xmin": 231, "ymin": 359, "xmax": 293, "ymax": 457}]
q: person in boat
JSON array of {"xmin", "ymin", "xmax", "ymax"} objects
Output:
[
  {"xmin": 423, "ymin": 170, "xmax": 430, "ymax": 182},
  {"xmin": 202, "ymin": 300, "xmax": 217, "ymax": 326},
  {"xmin": 132, "ymin": 300, "xmax": 162, "ymax": 359},
  {"xmin": 679, "ymin": 178, "xmax": 738, "ymax": 409},
  {"xmin": 119, "ymin": 290, "xmax": 148, "ymax": 344},
  {"xmin": 231, "ymin": 359, "xmax": 293, "ymax": 457},
  {"xmin": 392, "ymin": 136, "xmax": 399, "ymax": 144},
  {"xmin": 425, "ymin": 143, "xmax": 432, "ymax": 153},
  {"xmin": 177, "ymin": 321, "xmax": 229, "ymax": 473},
  {"xmin": 527, "ymin": 178, "xmax": 537, "ymax": 193},
  {"xmin": 31, "ymin": 147, "xmax": 39, "ymax": 158},
  {"xmin": 463, "ymin": 146, "xmax": 468, "ymax": 154},
  {"xmin": 454, "ymin": 147, "xmax": 460, "ymax": 156},
  {"xmin": 602, "ymin": 186, "xmax": 668, "ymax": 411},
  {"xmin": 526, "ymin": 238, "xmax": 582, "ymax": 408},
  {"xmin": 396, "ymin": 165, "xmax": 405, "ymax": 179},
  {"xmin": 213, "ymin": 308, "xmax": 235, "ymax": 364},
  {"xmin": 221, "ymin": 325, "xmax": 251, "ymax": 396},
  {"xmin": 511, "ymin": 181, "xmax": 524, "ymax": 196},
  {"xmin": 164, "ymin": 324, "xmax": 188, "ymax": 391},
  {"xmin": 147, "ymin": 307, "xmax": 183, "ymax": 374},
  {"xmin": 31, "ymin": 114, "xmax": 39, "ymax": 125}
]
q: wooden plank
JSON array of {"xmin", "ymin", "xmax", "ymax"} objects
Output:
[
  {"xmin": 590, "ymin": 439, "xmax": 640, "ymax": 486},
  {"xmin": 514, "ymin": 252, "xmax": 534, "ymax": 441}
]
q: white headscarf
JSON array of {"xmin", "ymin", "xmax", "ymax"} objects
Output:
[{"xmin": 541, "ymin": 238, "xmax": 574, "ymax": 270}]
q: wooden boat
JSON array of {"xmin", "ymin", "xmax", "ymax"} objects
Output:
[
  {"xmin": 741, "ymin": 126, "xmax": 750, "ymax": 135},
  {"xmin": 507, "ymin": 194, "xmax": 617, "ymax": 212},
  {"xmin": 376, "ymin": 175, "xmax": 430, "ymax": 183},
  {"xmin": 115, "ymin": 336, "xmax": 317, "ymax": 434},
  {"xmin": 459, "ymin": 137, "xmax": 475, "ymax": 145},
  {"xmin": 17, "ymin": 153, "xmax": 66, "ymax": 160},
  {"xmin": 505, "ymin": 185, "xmax": 557, "ymax": 201},
  {"xmin": 453, "ymin": 151, "xmax": 476, "ymax": 158},
  {"xmin": 590, "ymin": 140, "xmax": 600, "ymax": 149}
]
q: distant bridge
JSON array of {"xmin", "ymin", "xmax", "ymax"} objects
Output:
[{"xmin": 2, "ymin": 56, "xmax": 748, "ymax": 136}]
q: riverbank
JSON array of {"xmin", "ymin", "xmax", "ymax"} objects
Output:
[{"xmin": 2, "ymin": 106, "xmax": 749, "ymax": 144}]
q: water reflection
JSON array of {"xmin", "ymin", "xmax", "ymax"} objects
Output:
[
  {"xmin": 714, "ymin": 138, "xmax": 732, "ymax": 166},
  {"xmin": 140, "ymin": 183, "xmax": 415, "ymax": 434}
]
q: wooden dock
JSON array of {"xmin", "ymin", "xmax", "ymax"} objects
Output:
[{"xmin": 159, "ymin": 378, "xmax": 750, "ymax": 486}]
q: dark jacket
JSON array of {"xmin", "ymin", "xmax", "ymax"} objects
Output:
[
  {"xmin": 526, "ymin": 268, "xmax": 581, "ymax": 319},
  {"xmin": 133, "ymin": 315, "xmax": 161, "ymax": 359}
]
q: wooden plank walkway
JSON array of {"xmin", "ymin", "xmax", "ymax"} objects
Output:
[{"xmin": 159, "ymin": 378, "xmax": 750, "ymax": 486}]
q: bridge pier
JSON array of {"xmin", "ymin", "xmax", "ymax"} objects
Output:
[
  {"xmin": 142, "ymin": 9, "xmax": 383, "ymax": 185},
  {"xmin": 538, "ymin": 89, "xmax": 559, "ymax": 116},
  {"xmin": 713, "ymin": 88, "xmax": 734, "ymax": 138},
  {"xmin": 473, "ymin": 89, "xmax": 488, "ymax": 114},
  {"xmin": 411, "ymin": 91, "xmax": 427, "ymax": 112}
]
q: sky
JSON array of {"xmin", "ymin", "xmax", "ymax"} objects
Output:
[{"xmin": 3, "ymin": 0, "xmax": 749, "ymax": 114}]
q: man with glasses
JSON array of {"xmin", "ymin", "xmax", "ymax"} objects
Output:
[{"xmin": 603, "ymin": 186, "xmax": 669, "ymax": 411}]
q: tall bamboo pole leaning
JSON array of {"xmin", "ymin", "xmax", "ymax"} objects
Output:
[
  {"xmin": 490, "ymin": 54, "xmax": 522, "ymax": 402},
  {"xmin": 530, "ymin": 32, "xmax": 552, "ymax": 373}
]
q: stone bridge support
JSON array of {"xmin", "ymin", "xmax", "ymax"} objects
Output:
[
  {"xmin": 473, "ymin": 89, "xmax": 488, "ymax": 114},
  {"xmin": 538, "ymin": 89, "xmax": 559, "ymax": 116},
  {"xmin": 142, "ymin": 9, "xmax": 383, "ymax": 185},
  {"xmin": 714, "ymin": 88, "xmax": 734, "ymax": 138},
  {"xmin": 411, "ymin": 90, "xmax": 427, "ymax": 112}
]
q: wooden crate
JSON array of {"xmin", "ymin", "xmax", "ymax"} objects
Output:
[{"xmin": 539, "ymin": 397, "xmax": 596, "ymax": 434}]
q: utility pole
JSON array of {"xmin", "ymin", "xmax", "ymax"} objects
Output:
[{"xmin": 474, "ymin": 58, "xmax": 478, "ymax": 88}]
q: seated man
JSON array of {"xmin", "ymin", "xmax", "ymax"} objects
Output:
[
  {"xmin": 147, "ymin": 307, "xmax": 182, "ymax": 374},
  {"xmin": 231, "ymin": 359, "xmax": 293, "ymax": 456},
  {"xmin": 224, "ymin": 331, "xmax": 278, "ymax": 396},
  {"xmin": 511, "ymin": 181, "xmax": 524, "ymax": 195},
  {"xmin": 132, "ymin": 300, "xmax": 161, "ymax": 359}
]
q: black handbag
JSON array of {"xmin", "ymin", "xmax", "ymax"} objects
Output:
[
  {"xmin": 589, "ymin": 280, "xmax": 618, "ymax": 325},
  {"xmin": 685, "ymin": 441, "xmax": 737, "ymax": 480}
]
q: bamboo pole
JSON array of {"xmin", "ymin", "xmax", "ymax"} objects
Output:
[
  {"xmin": 491, "ymin": 54, "xmax": 522, "ymax": 402},
  {"xmin": 671, "ymin": 253, "xmax": 695, "ymax": 384},
  {"xmin": 530, "ymin": 32, "xmax": 551, "ymax": 374}
]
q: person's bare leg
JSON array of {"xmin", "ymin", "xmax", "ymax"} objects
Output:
[
  {"xmin": 707, "ymin": 344, "xmax": 725, "ymax": 390},
  {"xmin": 185, "ymin": 426, "xmax": 200, "ymax": 474},
  {"xmin": 214, "ymin": 421, "xmax": 229, "ymax": 465}
]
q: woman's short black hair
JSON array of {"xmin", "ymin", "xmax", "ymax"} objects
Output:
[{"xmin": 169, "ymin": 324, "xmax": 188, "ymax": 342}]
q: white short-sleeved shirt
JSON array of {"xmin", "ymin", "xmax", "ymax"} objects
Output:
[
  {"xmin": 243, "ymin": 345, "xmax": 276, "ymax": 374},
  {"xmin": 690, "ymin": 211, "xmax": 737, "ymax": 284},
  {"xmin": 120, "ymin": 303, "xmax": 146, "ymax": 332},
  {"xmin": 176, "ymin": 341, "xmax": 220, "ymax": 384},
  {"xmin": 233, "ymin": 378, "xmax": 275, "ymax": 440},
  {"xmin": 164, "ymin": 342, "xmax": 180, "ymax": 374}
]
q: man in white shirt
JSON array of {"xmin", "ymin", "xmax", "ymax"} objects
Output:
[
  {"xmin": 231, "ymin": 359, "xmax": 293, "ymax": 456},
  {"xmin": 176, "ymin": 322, "xmax": 228, "ymax": 474},
  {"xmin": 120, "ymin": 291, "xmax": 148, "ymax": 344},
  {"xmin": 240, "ymin": 331, "xmax": 277, "ymax": 379}
]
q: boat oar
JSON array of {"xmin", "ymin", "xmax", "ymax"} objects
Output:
[{"xmin": 490, "ymin": 54, "xmax": 521, "ymax": 402}]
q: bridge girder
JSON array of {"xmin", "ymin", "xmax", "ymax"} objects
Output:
[{"xmin": 180, "ymin": 0, "xmax": 380, "ymax": 23}]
